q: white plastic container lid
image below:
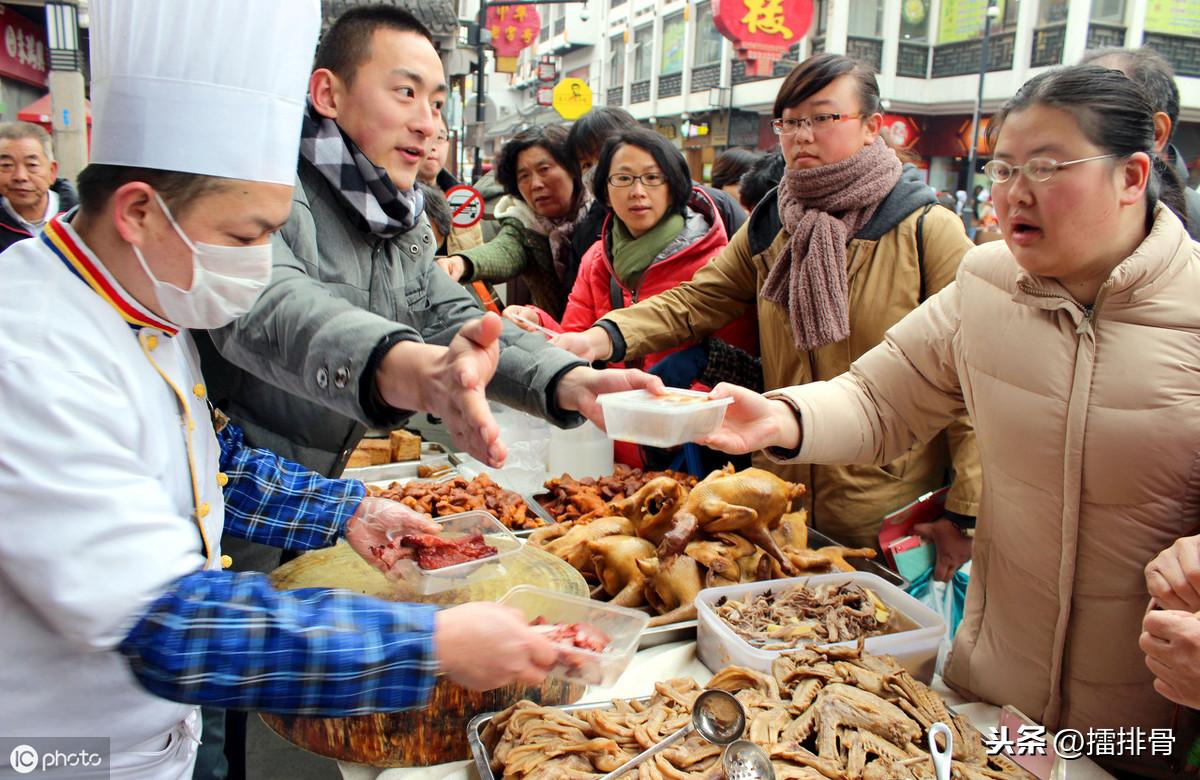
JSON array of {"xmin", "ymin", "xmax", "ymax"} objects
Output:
[{"xmin": 597, "ymin": 388, "xmax": 733, "ymax": 448}]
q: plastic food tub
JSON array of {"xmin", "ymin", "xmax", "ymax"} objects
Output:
[
  {"xmin": 386, "ymin": 510, "xmax": 521, "ymax": 595},
  {"xmin": 498, "ymin": 585, "xmax": 649, "ymax": 686},
  {"xmin": 597, "ymin": 389, "xmax": 733, "ymax": 448},
  {"xmin": 696, "ymin": 572, "xmax": 945, "ymax": 682}
]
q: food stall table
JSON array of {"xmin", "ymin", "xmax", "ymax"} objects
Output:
[{"xmin": 336, "ymin": 641, "xmax": 1115, "ymax": 780}]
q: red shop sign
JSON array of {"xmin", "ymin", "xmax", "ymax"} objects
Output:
[
  {"xmin": 0, "ymin": 5, "xmax": 46, "ymax": 88},
  {"xmin": 486, "ymin": 3, "xmax": 540, "ymax": 74},
  {"xmin": 713, "ymin": 0, "xmax": 813, "ymax": 77}
]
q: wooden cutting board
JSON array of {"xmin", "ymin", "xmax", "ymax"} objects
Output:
[{"xmin": 261, "ymin": 541, "xmax": 589, "ymax": 767}]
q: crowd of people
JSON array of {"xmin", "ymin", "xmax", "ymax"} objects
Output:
[{"xmin": 0, "ymin": 0, "xmax": 1197, "ymax": 778}]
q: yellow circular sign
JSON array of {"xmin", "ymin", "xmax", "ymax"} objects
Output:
[{"xmin": 552, "ymin": 78, "xmax": 592, "ymax": 121}]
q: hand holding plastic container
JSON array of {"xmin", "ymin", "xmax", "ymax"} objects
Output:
[{"xmin": 597, "ymin": 388, "xmax": 733, "ymax": 448}]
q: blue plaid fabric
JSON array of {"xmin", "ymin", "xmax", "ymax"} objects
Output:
[
  {"xmin": 218, "ymin": 423, "xmax": 366, "ymax": 550},
  {"xmin": 119, "ymin": 570, "xmax": 439, "ymax": 714}
]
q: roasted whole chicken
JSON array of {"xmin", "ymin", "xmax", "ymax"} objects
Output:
[{"xmin": 528, "ymin": 465, "xmax": 879, "ymax": 626}]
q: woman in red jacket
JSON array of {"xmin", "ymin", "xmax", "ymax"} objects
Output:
[
  {"xmin": 506, "ymin": 128, "xmax": 757, "ymax": 369},
  {"xmin": 505, "ymin": 128, "xmax": 759, "ymax": 466}
]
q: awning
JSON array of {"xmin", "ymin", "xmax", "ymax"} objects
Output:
[{"xmin": 17, "ymin": 94, "xmax": 93, "ymax": 128}]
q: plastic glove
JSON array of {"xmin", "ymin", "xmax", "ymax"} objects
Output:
[
  {"xmin": 344, "ymin": 496, "xmax": 441, "ymax": 579},
  {"xmin": 648, "ymin": 344, "xmax": 708, "ymax": 389}
]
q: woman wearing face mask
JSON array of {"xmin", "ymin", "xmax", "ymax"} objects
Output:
[
  {"xmin": 436, "ymin": 125, "xmax": 588, "ymax": 319},
  {"xmin": 698, "ymin": 65, "xmax": 1199, "ymax": 778},
  {"xmin": 552, "ymin": 54, "xmax": 981, "ymax": 557}
]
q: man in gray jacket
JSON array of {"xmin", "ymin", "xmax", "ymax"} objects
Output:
[{"xmin": 200, "ymin": 6, "xmax": 657, "ymax": 478}]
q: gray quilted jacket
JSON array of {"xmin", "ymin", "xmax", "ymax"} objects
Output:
[{"xmin": 200, "ymin": 159, "xmax": 586, "ymax": 476}]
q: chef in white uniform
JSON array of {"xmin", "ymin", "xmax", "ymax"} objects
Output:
[{"xmin": 0, "ymin": 1, "xmax": 557, "ymax": 777}]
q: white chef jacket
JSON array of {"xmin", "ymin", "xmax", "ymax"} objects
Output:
[{"xmin": 0, "ymin": 218, "xmax": 228, "ymax": 778}]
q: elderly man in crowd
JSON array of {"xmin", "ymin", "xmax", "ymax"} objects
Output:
[{"xmin": 0, "ymin": 121, "xmax": 77, "ymax": 251}]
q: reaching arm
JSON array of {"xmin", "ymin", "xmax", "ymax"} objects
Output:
[
  {"xmin": 119, "ymin": 570, "xmax": 438, "ymax": 715},
  {"xmin": 456, "ymin": 219, "xmax": 532, "ymax": 284},
  {"xmin": 600, "ymin": 225, "xmax": 759, "ymax": 362},
  {"xmin": 218, "ymin": 422, "xmax": 366, "ymax": 550}
]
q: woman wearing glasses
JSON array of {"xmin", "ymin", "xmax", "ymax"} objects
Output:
[
  {"xmin": 553, "ymin": 54, "xmax": 981, "ymax": 556},
  {"xmin": 697, "ymin": 65, "xmax": 1198, "ymax": 777},
  {"xmin": 507, "ymin": 128, "xmax": 758, "ymax": 466}
]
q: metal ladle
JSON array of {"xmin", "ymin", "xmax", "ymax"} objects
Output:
[
  {"xmin": 722, "ymin": 739, "xmax": 776, "ymax": 780},
  {"xmin": 597, "ymin": 689, "xmax": 746, "ymax": 780}
]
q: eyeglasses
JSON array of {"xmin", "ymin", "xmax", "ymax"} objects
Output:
[
  {"xmin": 770, "ymin": 113, "xmax": 864, "ymax": 135},
  {"xmin": 982, "ymin": 153, "xmax": 1121, "ymax": 185},
  {"xmin": 608, "ymin": 172, "xmax": 667, "ymax": 188}
]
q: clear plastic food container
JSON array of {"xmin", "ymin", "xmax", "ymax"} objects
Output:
[
  {"xmin": 696, "ymin": 572, "xmax": 945, "ymax": 683},
  {"xmin": 498, "ymin": 585, "xmax": 650, "ymax": 686},
  {"xmin": 597, "ymin": 388, "xmax": 733, "ymax": 448},
  {"xmin": 385, "ymin": 510, "xmax": 521, "ymax": 595}
]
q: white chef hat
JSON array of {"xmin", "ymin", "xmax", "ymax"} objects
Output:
[{"xmin": 89, "ymin": 0, "xmax": 320, "ymax": 185}]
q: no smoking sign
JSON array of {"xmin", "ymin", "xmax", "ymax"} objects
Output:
[{"xmin": 444, "ymin": 185, "xmax": 484, "ymax": 229}]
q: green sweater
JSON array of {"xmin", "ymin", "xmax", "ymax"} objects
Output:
[{"xmin": 458, "ymin": 214, "xmax": 567, "ymax": 319}]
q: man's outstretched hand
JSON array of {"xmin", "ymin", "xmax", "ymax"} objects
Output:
[{"xmin": 376, "ymin": 312, "xmax": 507, "ymax": 467}]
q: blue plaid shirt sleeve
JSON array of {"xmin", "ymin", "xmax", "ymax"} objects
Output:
[
  {"xmin": 119, "ymin": 570, "xmax": 439, "ymax": 714},
  {"xmin": 218, "ymin": 423, "xmax": 366, "ymax": 551}
]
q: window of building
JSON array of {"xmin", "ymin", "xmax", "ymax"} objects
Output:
[
  {"xmin": 609, "ymin": 33, "xmax": 625, "ymax": 85},
  {"xmin": 693, "ymin": 2, "xmax": 723, "ymax": 66},
  {"xmin": 1090, "ymin": 0, "xmax": 1125, "ymax": 24},
  {"xmin": 848, "ymin": 0, "xmax": 884, "ymax": 37},
  {"xmin": 633, "ymin": 24, "xmax": 652, "ymax": 82},
  {"xmin": 936, "ymin": 0, "xmax": 1012, "ymax": 43},
  {"xmin": 900, "ymin": 0, "xmax": 931, "ymax": 42},
  {"xmin": 661, "ymin": 12, "xmax": 685, "ymax": 75},
  {"xmin": 815, "ymin": 0, "xmax": 828, "ymax": 37},
  {"xmin": 1037, "ymin": 0, "xmax": 1069, "ymax": 24}
]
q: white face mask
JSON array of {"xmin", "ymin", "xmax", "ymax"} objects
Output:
[{"xmin": 130, "ymin": 192, "xmax": 273, "ymax": 329}]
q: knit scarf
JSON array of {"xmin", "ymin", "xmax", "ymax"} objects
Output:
[
  {"xmin": 534, "ymin": 187, "xmax": 594, "ymax": 280},
  {"xmin": 298, "ymin": 101, "xmax": 424, "ymax": 238},
  {"xmin": 611, "ymin": 212, "xmax": 686, "ymax": 288},
  {"xmin": 762, "ymin": 137, "xmax": 902, "ymax": 350}
]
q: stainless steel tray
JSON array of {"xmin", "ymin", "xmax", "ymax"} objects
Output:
[{"xmin": 468, "ymin": 697, "xmax": 653, "ymax": 780}]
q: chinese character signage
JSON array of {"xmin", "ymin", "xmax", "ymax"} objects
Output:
[
  {"xmin": 0, "ymin": 5, "xmax": 47, "ymax": 88},
  {"xmin": 486, "ymin": 3, "xmax": 540, "ymax": 74},
  {"xmin": 938, "ymin": 0, "xmax": 1006, "ymax": 44},
  {"xmin": 713, "ymin": 0, "xmax": 813, "ymax": 77}
]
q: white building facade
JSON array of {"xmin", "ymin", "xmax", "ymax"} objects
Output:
[{"xmin": 467, "ymin": 0, "xmax": 1198, "ymax": 194}]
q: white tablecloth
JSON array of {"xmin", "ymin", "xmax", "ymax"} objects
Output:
[{"xmin": 337, "ymin": 641, "xmax": 1114, "ymax": 780}]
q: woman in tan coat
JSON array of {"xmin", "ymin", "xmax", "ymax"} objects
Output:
[
  {"xmin": 702, "ymin": 66, "xmax": 1198, "ymax": 777},
  {"xmin": 554, "ymin": 54, "xmax": 981, "ymax": 559}
]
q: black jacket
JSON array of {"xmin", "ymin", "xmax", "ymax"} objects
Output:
[
  {"xmin": 565, "ymin": 183, "xmax": 746, "ymax": 293},
  {"xmin": 0, "ymin": 178, "xmax": 78, "ymax": 254}
]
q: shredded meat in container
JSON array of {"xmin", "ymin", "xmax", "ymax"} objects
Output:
[{"xmin": 716, "ymin": 581, "xmax": 895, "ymax": 650}]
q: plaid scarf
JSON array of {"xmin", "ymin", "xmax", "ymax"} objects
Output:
[{"xmin": 299, "ymin": 102, "xmax": 424, "ymax": 238}]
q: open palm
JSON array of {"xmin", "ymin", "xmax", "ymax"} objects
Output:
[{"xmin": 698, "ymin": 384, "xmax": 795, "ymax": 454}]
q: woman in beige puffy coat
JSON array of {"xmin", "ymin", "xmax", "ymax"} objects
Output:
[{"xmin": 700, "ymin": 66, "xmax": 1198, "ymax": 778}]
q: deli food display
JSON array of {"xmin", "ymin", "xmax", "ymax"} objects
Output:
[
  {"xmin": 367, "ymin": 473, "xmax": 547, "ymax": 530},
  {"xmin": 477, "ymin": 642, "xmax": 1036, "ymax": 780},
  {"xmin": 528, "ymin": 465, "xmax": 878, "ymax": 626}
]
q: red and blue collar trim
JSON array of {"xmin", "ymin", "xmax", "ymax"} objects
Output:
[{"xmin": 42, "ymin": 216, "xmax": 178, "ymax": 336}]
